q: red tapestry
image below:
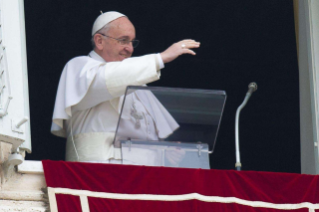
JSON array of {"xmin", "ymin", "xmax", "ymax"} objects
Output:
[{"xmin": 42, "ymin": 160, "xmax": 319, "ymax": 212}]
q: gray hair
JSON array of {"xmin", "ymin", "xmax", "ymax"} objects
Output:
[{"xmin": 91, "ymin": 23, "xmax": 112, "ymax": 49}]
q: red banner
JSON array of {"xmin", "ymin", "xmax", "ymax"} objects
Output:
[{"xmin": 43, "ymin": 160, "xmax": 319, "ymax": 212}]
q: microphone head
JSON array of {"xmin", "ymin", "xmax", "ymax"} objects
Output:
[{"xmin": 248, "ymin": 82, "xmax": 257, "ymax": 92}]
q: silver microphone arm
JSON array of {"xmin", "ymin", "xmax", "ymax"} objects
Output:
[{"xmin": 235, "ymin": 82, "xmax": 257, "ymax": 171}]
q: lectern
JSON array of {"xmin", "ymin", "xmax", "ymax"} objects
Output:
[{"xmin": 114, "ymin": 86, "xmax": 226, "ymax": 169}]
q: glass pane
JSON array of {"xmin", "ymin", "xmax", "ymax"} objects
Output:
[
  {"xmin": 115, "ymin": 86, "xmax": 226, "ymax": 150},
  {"xmin": 114, "ymin": 86, "xmax": 227, "ymax": 168},
  {"xmin": 121, "ymin": 140, "xmax": 210, "ymax": 169}
]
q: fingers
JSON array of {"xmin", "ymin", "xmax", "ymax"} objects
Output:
[
  {"xmin": 184, "ymin": 49, "xmax": 196, "ymax": 55},
  {"xmin": 167, "ymin": 150, "xmax": 185, "ymax": 160},
  {"xmin": 169, "ymin": 152, "xmax": 181, "ymax": 161},
  {"xmin": 160, "ymin": 39, "xmax": 200, "ymax": 63},
  {"xmin": 166, "ymin": 154, "xmax": 179, "ymax": 166},
  {"xmin": 174, "ymin": 149, "xmax": 186, "ymax": 157},
  {"xmin": 180, "ymin": 39, "xmax": 197, "ymax": 43},
  {"xmin": 179, "ymin": 40, "xmax": 200, "ymax": 56},
  {"xmin": 167, "ymin": 157, "xmax": 178, "ymax": 166},
  {"xmin": 179, "ymin": 40, "xmax": 200, "ymax": 49}
]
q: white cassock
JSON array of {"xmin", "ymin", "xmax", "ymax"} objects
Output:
[{"xmin": 51, "ymin": 51, "xmax": 179, "ymax": 162}]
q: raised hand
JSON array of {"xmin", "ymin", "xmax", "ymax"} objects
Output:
[
  {"xmin": 165, "ymin": 148, "xmax": 186, "ymax": 166},
  {"xmin": 160, "ymin": 39, "xmax": 200, "ymax": 63}
]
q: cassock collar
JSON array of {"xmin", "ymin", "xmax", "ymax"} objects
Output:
[{"xmin": 89, "ymin": 50, "xmax": 106, "ymax": 62}]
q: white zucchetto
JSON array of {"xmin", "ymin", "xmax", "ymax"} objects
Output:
[{"xmin": 92, "ymin": 11, "xmax": 126, "ymax": 36}]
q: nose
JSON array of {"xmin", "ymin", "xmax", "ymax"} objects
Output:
[{"xmin": 124, "ymin": 43, "xmax": 134, "ymax": 53}]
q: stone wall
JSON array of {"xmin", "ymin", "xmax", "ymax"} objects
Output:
[{"xmin": 0, "ymin": 141, "xmax": 48, "ymax": 212}]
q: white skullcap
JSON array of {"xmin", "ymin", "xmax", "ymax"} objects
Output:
[{"xmin": 92, "ymin": 11, "xmax": 126, "ymax": 36}]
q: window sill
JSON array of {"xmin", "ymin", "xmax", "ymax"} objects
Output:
[{"xmin": 18, "ymin": 160, "xmax": 43, "ymax": 174}]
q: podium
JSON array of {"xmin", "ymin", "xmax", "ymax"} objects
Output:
[{"xmin": 114, "ymin": 86, "xmax": 226, "ymax": 169}]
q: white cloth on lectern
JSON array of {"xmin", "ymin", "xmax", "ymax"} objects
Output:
[{"xmin": 51, "ymin": 50, "xmax": 179, "ymax": 161}]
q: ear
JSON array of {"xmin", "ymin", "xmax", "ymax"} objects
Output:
[{"xmin": 94, "ymin": 34, "xmax": 104, "ymax": 50}]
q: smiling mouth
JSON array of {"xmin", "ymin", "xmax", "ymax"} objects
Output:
[{"xmin": 120, "ymin": 54, "xmax": 130, "ymax": 58}]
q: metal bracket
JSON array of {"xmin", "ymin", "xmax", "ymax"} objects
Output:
[
  {"xmin": 11, "ymin": 117, "xmax": 28, "ymax": 133},
  {"xmin": 125, "ymin": 140, "xmax": 132, "ymax": 152},
  {"xmin": 197, "ymin": 144, "xmax": 203, "ymax": 157},
  {"xmin": 0, "ymin": 96, "xmax": 12, "ymax": 117},
  {"xmin": 12, "ymin": 120, "xmax": 23, "ymax": 133}
]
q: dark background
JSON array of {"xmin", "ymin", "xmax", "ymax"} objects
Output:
[{"xmin": 24, "ymin": 0, "xmax": 299, "ymax": 173}]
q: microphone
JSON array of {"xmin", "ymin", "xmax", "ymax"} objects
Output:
[
  {"xmin": 247, "ymin": 82, "xmax": 258, "ymax": 96},
  {"xmin": 235, "ymin": 82, "xmax": 258, "ymax": 171}
]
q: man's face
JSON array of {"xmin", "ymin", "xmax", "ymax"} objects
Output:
[{"xmin": 99, "ymin": 17, "xmax": 136, "ymax": 62}]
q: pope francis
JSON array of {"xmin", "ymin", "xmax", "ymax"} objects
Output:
[{"xmin": 51, "ymin": 11, "xmax": 200, "ymax": 163}]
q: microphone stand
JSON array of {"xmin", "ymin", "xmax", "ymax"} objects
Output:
[{"xmin": 235, "ymin": 82, "xmax": 257, "ymax": 171}]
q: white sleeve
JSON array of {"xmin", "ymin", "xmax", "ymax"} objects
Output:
[
  {"xmin": 156, "ymin": 53, "xmax": 165, "ymax": 69},
  {"xmin": 72, "ymin": 54, "xmax": 160, "ymax": 111},
  {"xmin": 71, "ymin": 65, "xmax": 113, "ymax": 111}
]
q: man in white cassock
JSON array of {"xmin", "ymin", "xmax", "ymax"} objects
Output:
[{"xmin": 51, "ymin": 11, "xmax": 200, "ymax": 163}]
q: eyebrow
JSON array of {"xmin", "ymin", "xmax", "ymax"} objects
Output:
[{"xmin": 118, "ymin": 36, "xmax": 135, "ymax": 40}]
